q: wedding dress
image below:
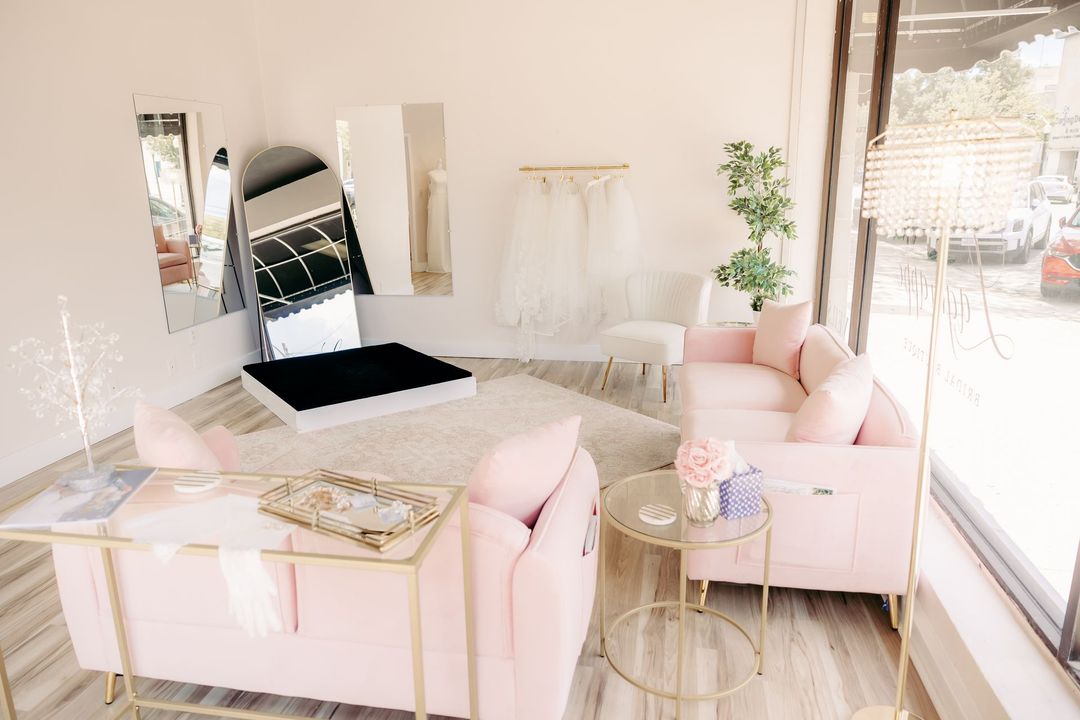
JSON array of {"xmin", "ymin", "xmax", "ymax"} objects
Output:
[
  {"xmin": 540, "ymin": 178, "xmax": 588, "ymax": 335},
  {"xmin": 426, "ymin": 167, "xmax": 451, "ymax": 272},
  {"xmin": 495, "ymin": 178, "xmax": 550, "ymax": 359},
  {"xmin": 603, "ymin": 176, "xmax": 644, "ymax": 319},
  {"xmin": 585, "ymin": 175, "xmax": 612, "ymax": 324}
]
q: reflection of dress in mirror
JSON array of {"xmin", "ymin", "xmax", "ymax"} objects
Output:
[{"xmin": 426, "ymin": 164, "xmax": 450, "ymax": 273}]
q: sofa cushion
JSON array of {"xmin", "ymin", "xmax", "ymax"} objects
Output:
[
  {"xmin": 856, "ymin": 381, "xmax": 919, "ymax": 448},
  {"xmin": 799, "ymin": 324, "xmax": 853, "ymax": 393},
  {"xmin": 133, "ymin": 400, "xmax": 223, "ymax": 471},
  {"xmin": 468, "ymin": 415, "xmax": 581, "ymax": 527},
  {"xmin": 681, "ymin": 362, "xmax": 807, "ymax": 413},
  {"xmin": 158, "ymin": 252, "xmax": 187, "ymax": 269},
  {"xmin": 753, "ymin": 300, "xmax": 812, "ymax": 379},
  {"xmin": 682, "ymin": 408, "xmax": 795, "ymax": 443},
  {"xmin": 788, "ymin": 354, "xmax": 874, "ymax": 444},
  {"xmin": 599, "ymin": 320, "xmax": 686, "ymax": 366}
]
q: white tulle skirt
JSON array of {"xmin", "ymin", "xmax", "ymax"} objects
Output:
[{"xmin": 496, "ymin": 174, "xmax": 640, "ymax": 361}]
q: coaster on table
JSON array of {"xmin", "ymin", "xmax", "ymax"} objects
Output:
[
  {"xmin": 173, "ymin": 471, "xmax": 222, "ymax": 494},
  {"xmin": 639, "ymin": 503, "xmax": 676, "ymax": 526}
]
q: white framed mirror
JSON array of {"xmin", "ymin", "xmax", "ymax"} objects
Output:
[
  {"xmin": 133, "ymin": 94, "xmax": 245, "ymax": 332},
  {"xmin": 336, "ymin": 103, "xmax": 453, "ymax": 296}
]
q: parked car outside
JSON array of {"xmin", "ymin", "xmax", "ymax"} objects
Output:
[
  {"xmin": 148, "ymin": 196, "xmax": 187, "ymax": 240},
  {"xmin": 1041, "ymin": 206, "xmax": 1080, "ymax": 297},
  {"xmin": 946, "ymin": 180, "xmax": 1054, "ymax": 263},
  {"xmin": 1036, "ymin": 175, "xmax": 1077, "ymax": 205}
]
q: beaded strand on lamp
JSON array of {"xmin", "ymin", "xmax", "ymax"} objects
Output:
[{"xmin": 852, "ymin": 116, "xmax": 1039, "ymax": 720}]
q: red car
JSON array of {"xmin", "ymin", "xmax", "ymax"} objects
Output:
[{"xmin": 1041, "ymin": 207, "xmax": 1080, "ymax": 297}]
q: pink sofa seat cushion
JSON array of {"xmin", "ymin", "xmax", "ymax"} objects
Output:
[
  {"xmin": 133, "ymin": 401, "xmax": 226, "ymax": 471},
  {"xmin": 788, "ymin": 354, "xmax": 874, "ymax": 445},
  {"xmin": 681, "ymin": 362, "xmax": 807, "ymax": 413},
  {"xmin": 752, "ymin": 300, "xmax": 811, "ymax": 379},
  {"xmin": 468, "ymin": 415, "xmax": 582, "ymax": 528},
  {"xmin": 682, "ymin": 408, "xmax": 795, "ymax": 443}
]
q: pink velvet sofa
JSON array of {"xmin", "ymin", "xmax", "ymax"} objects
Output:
[
  {"xmin": 680, "ymin": 323, "xmax": 919, "ymax": 598},
  {"xmin": 51, "ymin": 447, "xmax": 600, "ymax": 719}
]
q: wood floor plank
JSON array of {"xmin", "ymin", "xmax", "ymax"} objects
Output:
[{"xmin": 0, "ymin": 357, "xmax": 937, "ymax": 719}]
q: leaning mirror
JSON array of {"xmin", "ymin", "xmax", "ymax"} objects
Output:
[
  {"xmin": 336, "ymin": 103, "xmax": 453, "ymax": 296},
  {"xmin": 242, "ymin": 146, "xmax": 364, "ymax": 360},
  {"xmin": 133, "ymin": 95, "xmax": 245, "ymax": 332}
]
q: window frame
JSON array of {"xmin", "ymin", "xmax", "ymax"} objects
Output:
[{"xmin": 817, "ymin": 0, "xmax": 1080, "ymax": 685}]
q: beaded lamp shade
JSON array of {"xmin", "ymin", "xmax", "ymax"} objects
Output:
[{"xmin": 861, "ymin": 117, "xmax": 1040, "ymax": 238}]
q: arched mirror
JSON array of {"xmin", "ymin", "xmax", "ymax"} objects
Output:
[
  {"xmin": 134, "ymin": 95, "xmax": 245, "ymax": 332},
  {"xmin": 242, "ymin": 146, "xmax": 368, "ymax": 360}
]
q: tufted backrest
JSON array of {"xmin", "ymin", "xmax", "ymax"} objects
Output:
[{"xmin": 625, "ymin": 271, "xmax": 711, "ymax": 327}]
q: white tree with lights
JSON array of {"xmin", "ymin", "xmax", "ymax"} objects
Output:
[{"xmin": 9, "ymin": 296, "xmax": 132, "ymax": 481}]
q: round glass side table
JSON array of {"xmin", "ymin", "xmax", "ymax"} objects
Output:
[{"xmin": 599, "ymin": 469, "xmax": 773, "ymax": 718}]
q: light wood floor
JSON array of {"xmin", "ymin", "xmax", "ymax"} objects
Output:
[
  {"xmin": 410, "ymin": 272, "xmax": 453, "ymax": 296},
  {"xmin": 0, "ymin": 358, "xmax": 939, "ymax": 719}
]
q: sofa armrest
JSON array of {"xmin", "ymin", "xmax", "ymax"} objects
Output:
[
  {"xmin": 512, "ymin": 448, "xmax": 600, "ymax": 720},
  {"xmin": 683, "ymin": 326, "xmax": 756, "ymax": 364},
  {"xmin": 200, "ymin": 425, "xmax": 240, "ymax": 471},
  {"xmin": 734, "ymin": 440, "xmax": 919, "ymax": 495},
  {"xmin": 164, "ymin": 239, "xmax": 191, "ymax": 259}
]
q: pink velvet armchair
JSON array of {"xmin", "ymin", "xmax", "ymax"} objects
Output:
[{"xmin": 679, "ymin": 324, "xmax": 920, "ymax": 625}]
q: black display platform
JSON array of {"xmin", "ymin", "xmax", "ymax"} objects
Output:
[{"xmin": 240, "ymin": 343, "xmax": 476, "ymax": 431}]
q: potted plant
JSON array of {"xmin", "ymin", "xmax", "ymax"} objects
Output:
[{"xmin": 713, "ymin": 141, "xmax": 797, "ymax": 318}]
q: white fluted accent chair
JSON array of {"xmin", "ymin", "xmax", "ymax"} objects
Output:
[{"xmin": 599, "ymin": 271, "xmax": 711, "ymax": 402}]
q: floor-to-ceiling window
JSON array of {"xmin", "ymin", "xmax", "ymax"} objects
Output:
[{"xmin": 820, "ymin": 0, "xmax": 1080, "ymax": 677}]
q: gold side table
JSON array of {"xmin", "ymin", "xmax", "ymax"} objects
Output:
[
  {"xmin": 0, "ymin": 466, "xmax": 478, "ymax": 720},
  {"xmin": 599, "ymin": 469, "xmax": 772, "ymax": 719}
]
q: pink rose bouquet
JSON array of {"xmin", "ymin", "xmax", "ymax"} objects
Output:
[{"xmin": 675, "ymin": 437, "xmax": 732, "ymax": 489}]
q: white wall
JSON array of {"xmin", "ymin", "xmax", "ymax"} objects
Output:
[
  {"xmin": 0, "ymin": 0, "xmax": 267, "ymax": 483},
  {"xmin": 254, "ymin": 0, "xmax": 836, "ymax": 358},
  {"xmin": 341, "ymin": 105, "xmax": 415, "ymax": 295}
]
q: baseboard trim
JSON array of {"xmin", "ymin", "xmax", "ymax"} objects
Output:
[
  {"xmin": 0, "ymin": 350, "xmax": 261, "ymax": 487},
  {"xmin": 910, "ymin": 505, "xmax": 1080, "ymax": 719},
  {"xmin": 362, "ymin": 337, "xmax": 609, "ymax": 363}
]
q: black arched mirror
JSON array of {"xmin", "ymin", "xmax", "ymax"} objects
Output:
[{"xmin": 242, "ymin": 146, "xmax": 370, "ymax": 360}]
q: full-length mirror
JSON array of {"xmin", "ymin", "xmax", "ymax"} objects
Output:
[
  {"xmin": 336, "ymin": 103, "xmax": 453, "ymax": 296},
  {"xmin": 134, "ymin": 95, "xmax": 245, "ymax": 332},
  {"xmin": 242, "ymin": 146, "xmax": 365, "ymax": 360}
]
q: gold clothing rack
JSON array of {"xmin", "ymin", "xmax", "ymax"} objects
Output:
[{"xmin": 518, "ymin": 163, "xmax": 630, "ymax": 172}]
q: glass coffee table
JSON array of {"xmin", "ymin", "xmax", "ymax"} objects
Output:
[{"xmin": 599, "ymin": 469, "xmax": 773, "ymax": 718}]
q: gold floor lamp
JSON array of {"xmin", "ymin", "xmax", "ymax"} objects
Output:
[{"xmin": 851, "ymin": 116, "xmax": 1040, "ymax": 720}]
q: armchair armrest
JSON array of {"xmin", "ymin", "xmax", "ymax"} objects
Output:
[
  {"xmin": 512, "ymin": 448, "xmax": 599, "ymax": 720},
  {"xmin": 683, "ymin": 326, "xmax": 756, "ymax": 364},
  {"xmin": 164, "ymin": 239, "xmax": 191, "ymax": 258}
]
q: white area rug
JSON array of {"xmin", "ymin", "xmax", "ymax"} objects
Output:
[{"xmin": 237, "ymin": 374, "xmax": 678, "ymax": 487}]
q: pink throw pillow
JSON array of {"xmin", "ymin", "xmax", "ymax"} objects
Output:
[
  {"xmin": 467, "ymin": 415, "xmax": 582, "ymax": 528},
  {"xmin": 133, "ymin": 400, "xmax": 223, "ymax": 471},
  {"xmin": 787, "ymin": 354, "xmax": 874, "ymax": 444},
  {"xmin": 753, "ymin": 300, "xmax": 811, "ymax": 379}
]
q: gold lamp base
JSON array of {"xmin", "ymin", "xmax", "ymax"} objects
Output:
[{"xmin": 851, "ymin": 707, "xmax": 922, "ymax": 720}]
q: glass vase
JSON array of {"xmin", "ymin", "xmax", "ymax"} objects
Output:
[{"xmin": 680, "ymin": 479, "xmax": 720, "ymax": 527}]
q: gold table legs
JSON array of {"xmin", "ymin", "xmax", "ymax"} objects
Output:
[
  {"xmin": 104, "ymin": 672, "xmax": 117, "ymax": 704},
  {"xmin": 0, "ymin": 640, "xmax": 15, "ymax": 720},
  {"xmin": 598, "ymin": 528, "xmax": 773, "ymax": 716}
]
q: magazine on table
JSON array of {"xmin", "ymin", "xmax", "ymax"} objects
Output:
[
  {"xmin": 0, "ymin": 467, "xmax": 157, "ymax": 529},
  {"xmin": 762, "ymin": 478, "xmax": 835, "ymax": 496}
]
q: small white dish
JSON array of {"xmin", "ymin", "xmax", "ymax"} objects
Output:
[
  {"xmin": 173, "ymin": 472, "xmax": 222, "ymax": 494},
  {"xmin": 639, "ymin": 503, "xmax": 676, "ymax": 526}
]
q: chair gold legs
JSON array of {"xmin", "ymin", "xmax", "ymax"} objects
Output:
[
  {"xmin": 699, "ymin": 579, "xmax": 709, "ymax": 607},
  {"xmin": 601, "ymin": 357, "xmax": 614, "ymax": 390},
  {"xmin": 104, "ymin": 671, "xmax": 117, "ymax": 705},
  {"xmin": 662, "ymin": 365, "xmax": 669, "ymax": 403},
  {"xmin": 888, "ymin": 594, "xmax": 900, "ymax": 630}
]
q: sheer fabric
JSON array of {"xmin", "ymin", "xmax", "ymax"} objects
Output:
[{"xmin": 497, "ymin": 174, "xmax": 640, "ymax": 361}]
